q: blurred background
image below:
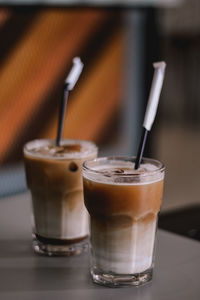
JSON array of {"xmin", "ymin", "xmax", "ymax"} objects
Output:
[{"xmin": 0, "ymin": 1, "xmax": 200, "ymax": 239}]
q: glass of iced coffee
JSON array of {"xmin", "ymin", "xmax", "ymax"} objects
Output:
[
  {"xmin": 23, "ymin": 139, "xmax": 97, "ymax": 256},
  {"xmin": 82, "ymin": 156, "xmax": 165, "ymax": 287}
]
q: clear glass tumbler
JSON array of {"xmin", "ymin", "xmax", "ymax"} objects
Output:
[
  {"xmin": 23, "ymin": 139, "xmax": 97, "ymax": 256},
  {"xmin": 82, "ymin": 156, "xmax": 165, "ymax": 287}
]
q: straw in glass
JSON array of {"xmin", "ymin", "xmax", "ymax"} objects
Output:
[
  {"xmin": 56, "ymin": 57, "xmax": 83, "ymax": 146},
  {"xmin": 135, "ymin": 61, "xmax": 166, "ymax": 169}
]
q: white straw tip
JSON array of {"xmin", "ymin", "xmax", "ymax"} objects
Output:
[
  {"xmin": 73, "ymin": 57, "xmax": 82, "ymax": 64},
  {"xmin": 143, "ymin": 60, "xmax": 166, "ymax": 131},
  {"xmin": 153, "ymin": 61, "xmax": 166, "ymax": 70},
  {"xmin": 65, "ymin": 57, "xmax": 84, "ymax": 90}
]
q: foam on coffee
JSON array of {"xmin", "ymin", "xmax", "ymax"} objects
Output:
[
  {"xmin": 84, "ymin": 161, "xmax": 163, "ymax": 185},
  {"xmin": 24, "ymin": 139, "xmax": 96, "ymax": 159}
]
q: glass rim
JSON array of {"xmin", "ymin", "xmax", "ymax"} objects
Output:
[{"xmin": 82, "ymin": 156, "xmax": 165, "ymax": 178}]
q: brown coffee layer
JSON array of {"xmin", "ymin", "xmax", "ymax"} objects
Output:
[
  {"xmin": 83, "ymin": 178, "xmax": 164, "ymax": 222},
  {"xmin": 25, "ymin": 156, "xmax": 86, "ymax": 215},
  {"xmin": 25, "ymin": 156, "xmax": 83, "ymax": 190},
  {"xmin": 90, "ymin": 212, "xmax": 157, "ymax": 232},
  {"xmin": 35, "ymin": 234, "xmax": 88, "ymax": 245},
  {"xmin": 25, "ymin": 156, "xmax": 82, "ymax": 189}
]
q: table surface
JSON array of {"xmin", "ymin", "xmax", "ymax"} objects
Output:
[{"xmin": 0, "ymin": 192, "xmax": 200, "ymax": 300}]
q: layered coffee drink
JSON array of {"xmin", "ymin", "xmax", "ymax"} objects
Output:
[
  {"xmin": 24, "ymin": 139, "xmax": 97, "ymax": 256},
  {"xmin": 82, "ymin": 157, "xmax": 165, "ymax": 286}
]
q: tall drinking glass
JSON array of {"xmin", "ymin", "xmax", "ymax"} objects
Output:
[{"xmin": 83, "ymin": 156, "xmax": 165, "ymax": 287}]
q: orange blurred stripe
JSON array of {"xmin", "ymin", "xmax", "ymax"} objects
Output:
[
  {"xmin": 43, "ymin": 31, "xmax": 123, "ymax": 142},
  {"xmin": 0, "ymin": 10, "xmax": 107, "ymax": 162},
  {"xmin": 0, "ymin": 9, "xmax": 11, "ymax": 26},
  {"xmin": 0, "ymin": 10, "xmax": 106, "ymax": 110}
]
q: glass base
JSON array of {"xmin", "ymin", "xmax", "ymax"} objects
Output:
[
  {"xmin": 32, "ymin": 234, "xmax": 88, "ymax": 256},
  {"xmin": 91, "ymin": 267, "xmax": 153, "ymax": 287}
]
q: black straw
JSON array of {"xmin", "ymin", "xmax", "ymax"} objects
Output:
[
  {"xmin": 135, "ymin": 128, "xmax": 149, "ymax": 170},
  {"xmin": 56, "ymin": 83, "xmax": 69, "ymax": 146}
]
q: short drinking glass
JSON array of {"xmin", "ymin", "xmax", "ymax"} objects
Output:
[{"xmin": 24, "ymin": 139, "xmax": 97, "ymax": 256}]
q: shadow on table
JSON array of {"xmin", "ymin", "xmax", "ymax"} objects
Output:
[
  {"xmin": 0, "ymin": 239, "xmax": 32, "ymax": 258},
  {"xmin": 0, "ymin": 266, "xmax": 91, "ymax": 292},
  {"xmin": 0, "ymin": 241, "xmax": 153, "ymax": 297},
  {"xmin": 0, "ymin": 240, "xmax": 92, "ymax": 292},
  {"xmin": 159, "ymin": 205, "xmax": 200, "ymax": 242}
]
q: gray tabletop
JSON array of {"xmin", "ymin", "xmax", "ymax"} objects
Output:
[{"xmin": 0, "ymin": 192, "xmax": 200, "ymax": 300}]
